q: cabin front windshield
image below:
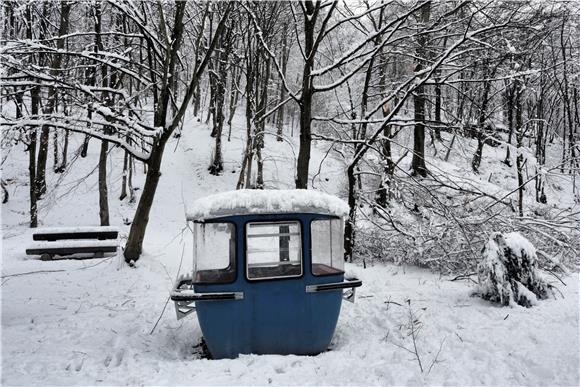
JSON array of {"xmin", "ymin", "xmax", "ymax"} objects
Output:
[
  {"xmin": 246, "ymin": 221, "xmax": 302, "ymax": 280},
  {"xmin": 193, "ymin": 222, "xmax": 236, "ymax": 283}
]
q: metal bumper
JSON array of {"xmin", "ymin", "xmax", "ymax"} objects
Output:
[
  {"xmin": 305, "ymin": 278, "xmax": 362, "ymax": 303},
  {"xmin": 170, "ymin": 274, "xmax": 244, "ymax": 320}
]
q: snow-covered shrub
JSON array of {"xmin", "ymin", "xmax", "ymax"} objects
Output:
[{"xmin": 476, "ymin": 232, "xmax": 551, "ymax": 307}]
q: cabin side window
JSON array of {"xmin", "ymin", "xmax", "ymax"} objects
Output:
[
  {"xmin": 246, "ymin": 221, "xmax": 302, "ymax": 280},
  {"xmin": 311, "ymin": 218, "xmax": 345, "ymax": 276},
  {"xmin": 193, "ymin": 222, "xmax": 236, "ymax": 284}
]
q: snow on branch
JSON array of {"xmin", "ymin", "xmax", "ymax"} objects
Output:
[
  {"xmin": 475, "ymin": 232, "xmax": 553, "ymax": 307},
  {"xmin": 1, "ymin": 114, "xmax": 158, "ymax": 162}
]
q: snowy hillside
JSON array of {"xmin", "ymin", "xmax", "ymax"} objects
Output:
[{"xmin": 2, "ymin": 111, "xmax": 579, "ymax": 386}]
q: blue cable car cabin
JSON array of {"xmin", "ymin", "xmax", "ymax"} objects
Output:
[{"xmin": 170, "ymin": 189, "xmax": 362, "ymax": 359}]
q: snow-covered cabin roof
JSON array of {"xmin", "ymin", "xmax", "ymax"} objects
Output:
[{"xmin": 186, "ymin": 189, "xmax": 349, "ymax": 221}]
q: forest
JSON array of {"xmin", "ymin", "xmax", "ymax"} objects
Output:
[
  {"xmin": 2, "ymin": 0, "xmax": 579, "ymax": 269},
  {"xmin": 1, "ymin": 1, "xmax": 579, "ymax": 385}
]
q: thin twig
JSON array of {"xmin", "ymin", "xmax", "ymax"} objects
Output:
[
  {"xmin": 1, "ymin": 269, "xmax": 66, "ymax": 278},
  {"xmin": 427, "ymin": 337, "xmax": 447, "ymax": 375},
  {"xmin": 150, "ymin": 243, "xmax": 186, "ymax": 335},
  {"xmin": 149, "ymin": 296, "xmax": 171, "ymax": 335},
  {"xmin": 408, "ymin": 300, "xmax": 424, "ymax": 373}
]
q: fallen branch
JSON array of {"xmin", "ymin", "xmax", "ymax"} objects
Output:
[{"xmin": 1, "ymin": 269, "xmax": 66, "ymax": 278}]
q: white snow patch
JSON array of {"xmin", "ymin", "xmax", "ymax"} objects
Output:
[
  {"xmin": 26, "ymin": 239, "xmax": 119, "ymax": 250},
  {"xmin": 28, "ymin": 226, "xmax": 120, "ymax": 234},
  {"xmin": 186, "ymin": 189, "xmax": 350, "ymax": 220},
  {"xmin": 1, "ymin": 108, "xmax": 578, "ymax": 386},
  {"xmin": 504, "ymin": 232, "xmax": 537, "ymax": 261}
]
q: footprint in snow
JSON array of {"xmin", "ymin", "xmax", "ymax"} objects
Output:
[
  {"xmin": 104, "ymin": 349, "xmax": 125, "ymax": 367},
  {"xmin": 104, "ymin": 354, "xmax": 112, "ymax": 367},
  {"xmin": 65, "ymin": 358, "xmax": 84, "ymax": 372},
  {"xmin": 114, "ymin": 349, "xmax": 125, "ymax": 367}
]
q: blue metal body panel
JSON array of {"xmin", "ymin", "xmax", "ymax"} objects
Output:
[{"xmin": 194, "ymin": 213, "xmax": 344, "ymax": 359}]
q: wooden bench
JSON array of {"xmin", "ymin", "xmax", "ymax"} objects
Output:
[{"xmin": 26, "ymin": 226, "xmax": 119, "ymax": 261}]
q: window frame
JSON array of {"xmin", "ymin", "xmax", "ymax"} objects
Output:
[
  {"xmin": 192, "ymin": 220, "xmax": 238, "ymax": 284},
  {"xmin": 244, "ymin": 219, "xmax": 304, "ymax": 282},
  {"xmin": 310, "ymin": 216, "xmax": 345, "ymax": 277}
]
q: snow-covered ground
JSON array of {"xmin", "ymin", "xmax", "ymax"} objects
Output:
[{"xmin": 2, "ymin": 111, "xmax": 579, "ymax": 385}]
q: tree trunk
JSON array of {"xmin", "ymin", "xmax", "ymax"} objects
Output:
[
  {"xmin": 432, "ymin": 35, "xmax": 447, "ymax": 142},
  {"xmin": 35, "ymin": 0, "xmax": 70, "ymax": 196},
  {"xmin": 410, "ymin": 2, "xmax": 430, "ymax": 178},
  {"xmin": 92, "ymin": 1, "xmax": 110, "ymax": 226},
  {"xmin": 504, "ymin": 83, "xmax": 514, "ymax": 166},
  {"xmin": 35, "ymin": 127, "xmax": 50, "ymax": 196},
  {"xmin": 193, "ymin": 81, "xmax": 201, "ymax": 118},
  {"xmin": 124, "ymin": 0, "xmax": 211, "ymax": 263},
  {"xmin": 124, "ymin": 140, "xmax": 166, "ymax": 262},
  {"xmin": 128, "ymin": 155, "xmax": 135, "ymax": 203},
  {"xmin": 472, "ymin": 59, "xmax": 500, "ymax": 174},
  {"xmin": 514, "ymin": 79, "xmax": 525, "ymax": 217},
  {"xmin": 434, "ymin": 80, "xmax": 442, "ymax": 141},
  {"xmin": 26, "ymin": 4, "xmax": 39, "ymax": 227},
  {"xmin": 238, "ymin": 23, "xmax": 255, "ymax": 189},
  {"xmin": 98, "ymin": 140, "xmax": 110, "ymax": 226},
  {"xmin": 276, "ymin": 30, "xmax": 289, "ymax": 142},
  {"xmin": 58, "ymin": 127, "xmax": 69, "ymax": 172},
  {"xmin": 344, "ymin": 164, "xmax": 357, "ymax": 262},
  {"xmin": 411, "ymin": 87, "xmax": 428, "ymax": 177},
  {"xmin": 28, "ymin": 131, "xmax": 38, "ymax": 228},
  {"xmin": 255, "ymin": 55, "xmax": 271, "ymax": 189},
  {"xmin": 227, "ymin": 64, "xmax": 242, "ymax": 141},
  {"xmin": 295, "ymin": 2, "xmax": 318, "ymax": 189},
  {"xmin": 345, "ymin": 57, "xmax": 374, "ymax": 261},
  {"xmin": 376, "ymin": 39, "xmax": 394, "ymax": 207},
  {"xmin": 120, "ymin": 150, "xmax": 129, "ymax": 201},
  {"xmin": 210, "ymin": 24, "xmax": 233, "ymax": 175},
  {"xmin": 53, "ymin": 123, "xmax": 59, "ymax": 172},
  {"xmin": 535, "ymin": 92, "xmax": 547, "ymax": 204}
]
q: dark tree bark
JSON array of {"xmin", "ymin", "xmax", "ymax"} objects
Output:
[
  {"xmin": 255, "ymin": 55, "xmax": 271, "ymax": 189},
  {"xmin": 560, "ymin": 21, "xmax": 576, "ymax": 172},
  {"xmin": 514, "ymin": 78, "xmax": 525, "ymax": 217},
  {"xmin": 345, "ymin": 57, "xmax": 374, "ymax": 262},
  {"xmin": 57, "ymin": 123, "xmax": 69, "ymax": 172},
  {"xmin": 237, "ymin": 20, "xmax": 255, "ymax": 189},
  {"xmin": 36, "ymin": 2, "xmax": 68, "ymax": 196},
  {"xmin": 535, "ymin": 91, "xmax": 547, "ymax": 204},
  {"xmin": 124, "ymin": 2, "xmax": 230, "ymax": 263},
  {"xmin": 227, "ymin": 63, "xmax": 242, "ymax": 141},
  {"xmin": 125, "ymin": 1, "xmax": 187, "ymax": 261},
  {"xmin": 53, "ymin": 121, "xmax": 59, "ymax": 172},
  {"xmin": 209, "ymin": 25, "xmax": 233, "ymax": 175},
  {"xmin": 98, "ymin": 140, "xmax": 110, "ymax": 225},
  {"xmin": 295, "ymin": 1, "xmax": 323, "ymax": 189},
  {"xmin": 276, "ymin": 29, "xmax": 290, "ymax": 142},
  {"xmin": 434, "ymin": 80, "xmax": 442, "ymax": 141},
  {"xmin": 344, "ymin": 164, "xmax": 357, "ymax": 262},
  {"xmin": 376, "ymin": 33, "xmax": 395, "ymax": 207},
  {"xmin": 410, "ymin": 2, "xmax": 430, "ymax": 178},
  {"xmin": 504, "ymin": 81, "xmax": 515, "ymax": 167},
  {"xmin": 92, "ymin": 1, "xmax": 110, "ymax": 226},
  {"xmin": 25, "ymin": 4, "xmax": 39, "ymax": 227},
  {"xmin": 472, "ymin": 58, "xmax": 504, "ymax": 173},
  {"xmin": 193, "ymin": 81, "xmax": 201, "ymax": 118},
  {"xmin": 120, "ymin": 150, "xmax": 129, "ymax": 201},
  {"xmin": 432, "ymin": 35, "xmax": 448, "ymax": 142}
]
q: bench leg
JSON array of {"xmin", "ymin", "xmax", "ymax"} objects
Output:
[{"xmin": 40, "ymin": 253, "xmax": 54, "ymax": 261}]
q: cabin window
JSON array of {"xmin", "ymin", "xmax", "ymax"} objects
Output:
[
  {"xmin": 246, "ymin": 221, "xmax": 302, "ymax": 280},
  {"xmin": 193, "ymin": 222, "xmax": 236, "ymax": 284},
  {"xmin": 311, "ymin": 219, "xmax": 345, "ymax": 276}
]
